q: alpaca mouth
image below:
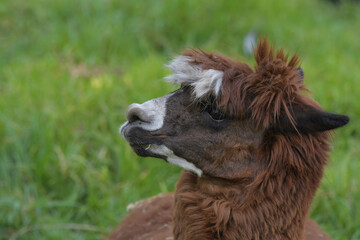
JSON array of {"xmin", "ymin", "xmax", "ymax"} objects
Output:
[
  {"xmin": 120, "ymin": 122, "xmax": 170, "ymax": 162},
  {"xmin": 120, "ymin": 122, "xmax": 144, "ymax": 142},
  {"xmin": 120, "ymin": 124, "xmax": 166, "ymax": 159},
  {"xmin": 119, "ymin": 121, "xmax": 130, "ymax": 139},
  {"xmin": 129, "ymin": 142, "xmax": 169, "ymax": 162},
  {"xmin": 129, "ymin": 142, "xmax": 153, "ymax": 157}
]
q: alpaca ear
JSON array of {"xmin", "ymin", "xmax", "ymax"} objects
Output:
[{"xmin": 277, "ymin": 107, "xmax": 349, "ymax": 134}]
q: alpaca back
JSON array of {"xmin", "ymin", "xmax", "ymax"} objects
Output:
[
  {"xmin": 106, "ymin": 194, "xmax": 174, "ymax": 240},
  {"xmin": 106, "ymin": 192, "xmax": 330, "ymax": 240}
]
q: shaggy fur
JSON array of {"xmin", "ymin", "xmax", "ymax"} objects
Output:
[
  {"xmin": 182, "ymin": 40, "xmax": 306, "ymax": 129},
  {"xmin": 172, "ymin": 39, "xmax": 335, "ymax": 239},
  {"xmin": 108, "ymin": 193, "xmax": 330, "ymax": 240},
  {"xmin": 108, "ymin": 39, "xmax": 348, "ymax": 240}
]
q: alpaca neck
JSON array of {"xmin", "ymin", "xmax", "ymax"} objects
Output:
[{"xmin": 173, "ymin": 170, "xmax": 322, "ymax": 240}]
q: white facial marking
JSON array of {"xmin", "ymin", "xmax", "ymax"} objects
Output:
[
  {"xmin": 119, "ymin": 95, "xmax": 168, "ymax": 139},
  {"xmin": 149, "ymin": 144, "xmax": 203, "ymax": 177},
  {"xmin": 165, "ymin": 56, "xmax": 224, "ymax": 98}
]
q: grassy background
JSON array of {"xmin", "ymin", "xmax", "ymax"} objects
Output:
[{"xmin": 1, "ymin": 0, "xmax": 359, "ymax": 239}]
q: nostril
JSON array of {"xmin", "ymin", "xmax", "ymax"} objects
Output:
[
  {"xmin": 126, "ymin": 103, "xmax": 152, "ymax": 123},
  {"xmin": 129, "ymin": 114, "xmax": 140, "ymax": 123}
]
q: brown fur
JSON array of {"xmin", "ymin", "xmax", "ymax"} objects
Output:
[
  {"xmin": 108, "ymin": 39, "xmax": 347, "ymax": 239},
  {"xmin": 183, "ymin": 40, "xmax": 312, "ymax": 130},
  {"xmin": 106, "ymin": 194, "xmax": 174, "ymax": 240},
  {"xmin": 171, "ymin": 40, "xmax": 331, "ymax": 239},
  {"xmin": 108, "ymin": 193, "xmax": 330, "ymax": 240}
]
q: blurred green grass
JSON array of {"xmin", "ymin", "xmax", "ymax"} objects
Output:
[{"xmin": 0, "ymin": 0, "xmax": 359, "ymax": 239}]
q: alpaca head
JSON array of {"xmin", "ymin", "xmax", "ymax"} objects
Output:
[{"xmin": 120, "ymin": 39, "xmax": 349, "ymax": 181}]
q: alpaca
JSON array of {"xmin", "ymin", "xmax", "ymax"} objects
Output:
[{"xmin": 108, "ymin": 39, "xmax": 349, "ymax": 240}]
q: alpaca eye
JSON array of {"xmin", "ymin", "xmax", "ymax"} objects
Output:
[
  {"xmin": 199, "ymin": 99, "xmax": 226, "ymax": 121},
  {"xmin": 207, "ymin": 108, "xmax": 225, "ymax": 121}
]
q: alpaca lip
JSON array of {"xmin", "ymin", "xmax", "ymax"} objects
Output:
[
  {"xmin": 119, "ymin": 121, "xmax": 129, "ymax": 139},
  {"xmin": 130, "ymin": 142, "xmax": 150, "ymax": 150},
  {"xmin": 120, "ymin": 122, "xmax": 168, "ymax": 146},
  {"xmin": 129, "ymin": 142, "xmax": 168, "ymax": 161},
  {"xmin": 129, "ymin": 142, "xmax": 151, "ymax": 157}
]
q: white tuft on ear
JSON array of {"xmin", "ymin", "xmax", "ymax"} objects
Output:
[{"xmin": 165, "ymin": 56, "xmax": 224, "ymax": 98}]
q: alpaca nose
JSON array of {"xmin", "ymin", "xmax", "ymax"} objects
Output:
[
  {"xmin": 122, "ymin": 97, "xmax": 167, "ymax": 132},
  {"xmin": 126, "ymin": 103, "xmax": 153, "ymax": 123}
]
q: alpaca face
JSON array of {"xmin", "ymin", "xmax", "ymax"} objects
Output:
[
  {"xmin": 120, "ymin": 40, "xmax": 349, "ymax": 179},
  {"xmin": 120, "ymin": 87, "xmax": 264, "ymax": 179}
]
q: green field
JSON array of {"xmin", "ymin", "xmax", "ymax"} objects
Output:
[{"xmin": 1, "ymin": 0, "xmax": 359, "ymax": 239}]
